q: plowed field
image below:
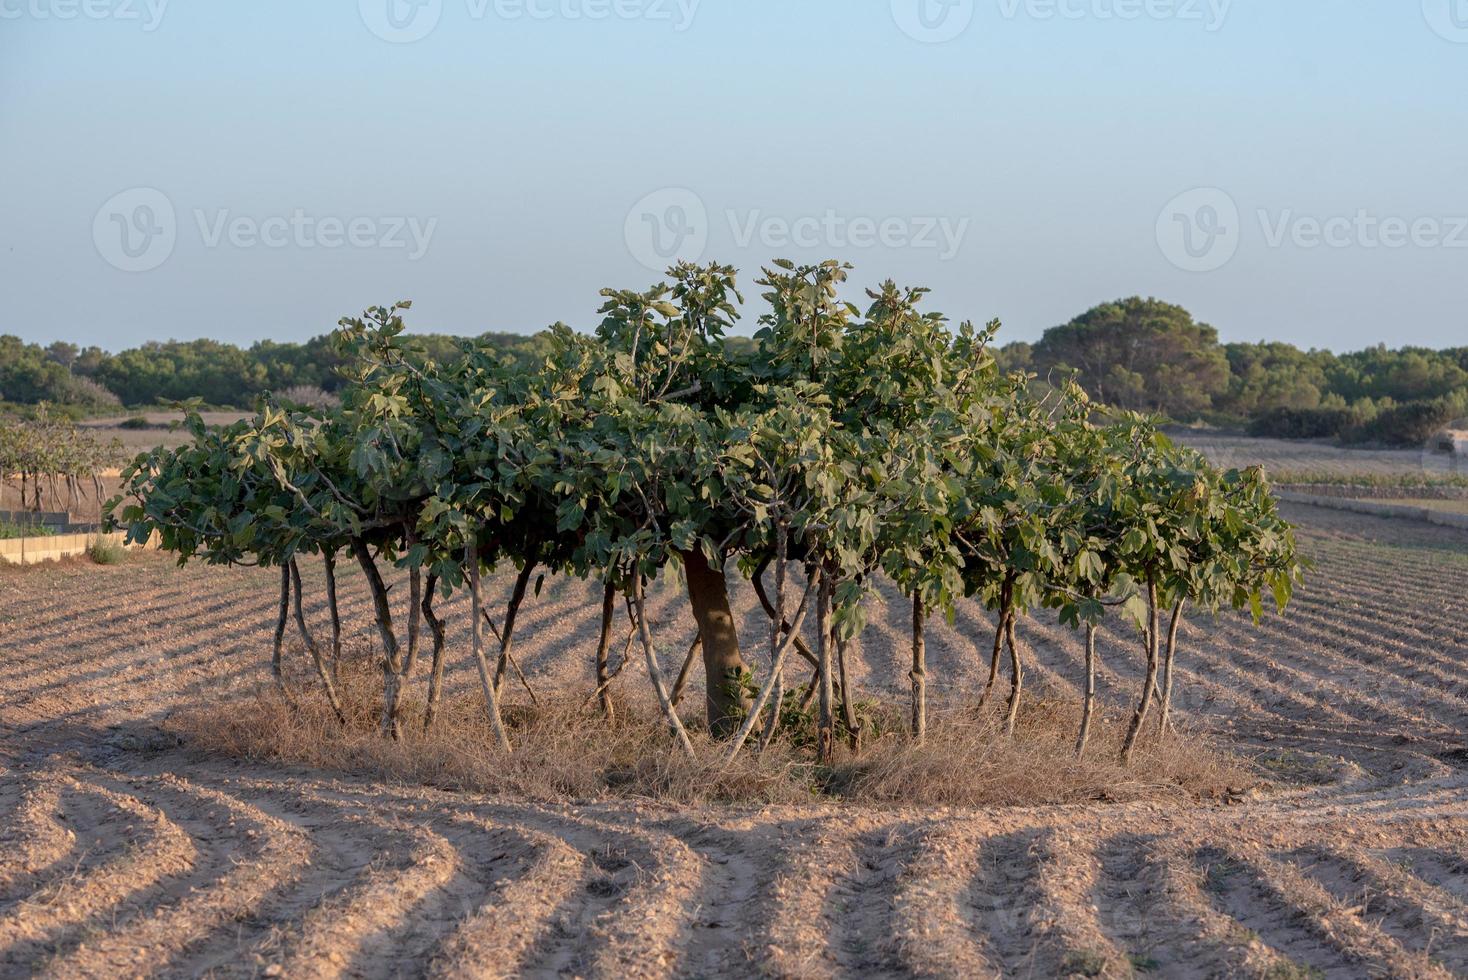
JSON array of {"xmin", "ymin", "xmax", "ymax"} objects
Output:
[{"xmin": 2, "ymin": 503, "xmax": 1466, "ymax": 978}]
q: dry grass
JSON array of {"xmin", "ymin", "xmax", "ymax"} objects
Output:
[
  {"xmin": 833, "ymin": 698, "xmax": 1255, "ymax": 806},
  {"xmin": 168, "ymin": 659, "xmax": 1256, "ymax": 808}
]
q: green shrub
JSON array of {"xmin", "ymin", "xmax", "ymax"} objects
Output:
[
  {"xmin": 88, "ymin": 537, "xmax": 127, "ymax": 564},
  {"xmin": 119, "ymin": 416, "xmax": 154, "ymax": 430},
  {"xmin": 1248, "ymin": 406, "xmax": 1359, "ymax": 441},
  {"xmin": 1342, "ymin": 399, "xmax": 1459, "ymax": 448}
]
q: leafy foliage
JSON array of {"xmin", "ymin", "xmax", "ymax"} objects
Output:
[{"xmin": 110, "ymin": 260, "xmax": 1306, "ymax": 764}]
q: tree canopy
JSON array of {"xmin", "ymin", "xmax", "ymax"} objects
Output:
[{"xmin": 113, "ymin": 260, "xmax": 1305, "ymax": 765}]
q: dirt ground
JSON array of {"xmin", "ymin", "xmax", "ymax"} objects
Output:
[{"xmin": 2, "ymin": 504, "xmax": 1467, "ymax": 979}]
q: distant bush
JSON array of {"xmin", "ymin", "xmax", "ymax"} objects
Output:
[
  {"xmin": 1343, "ymin": 399, "xmax": 1461, "ymax": 448},
  {"xmin": 66, "ymin": 376, "xmax": 122, "ymax": 410},
  {"xmin": 1248, "ymin": 406, "xmax": 1359, "ymax": 441},
  {"xmin": 119, "ymin": 416, "xmax": 154, "ymax": 430}
]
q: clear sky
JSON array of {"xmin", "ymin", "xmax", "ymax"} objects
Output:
[{"xmin": 2, "ymin": 1, "xmax": 1465, "ymax": 351}]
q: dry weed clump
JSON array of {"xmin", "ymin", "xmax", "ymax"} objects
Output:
[{"xmin": 169, "ymin": 659, "xmax": 1257, "ymax": 808}]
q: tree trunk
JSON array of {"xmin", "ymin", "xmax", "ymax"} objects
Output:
[
  {"xmin": 403, "ymin": 564, "xmax": 422, "ymax": 676},
  {"xmin": 910, "ymin": 592, "xmax": 926, "ymax": 742},
  {"xmin": 1075, "ymin": 623, "xmax": 1098, "ymax": 758},
  {"xmin": 761, "ymin": 542, "xmax": 789, "ymax": 753},
  {"xmin": 680, "ymin": 549, "xmax": 749, "ymax": 739},
  {"xmin": 493, "ymin": 562, "xmax": 534, "ymax": 699},
  {"xmin": 1121, "ymin": 577, "xmax": 1161, "ymax": 766},
  {"xmin": 725, "ymin": 571, "xmax": 818, "ymax": 766},
  {"xmin": 816, "ymin": 566, "xmax": 836, "ymax": 766},
  {"xmin": 753, "ymin": 561, "xmax": 821, "ymax": 672},
  {"xmin": 757, "ymin": 562, "xmax": 839, "ymax": 714},
  {"xmin": 422, "ymin": 574, "xmax": 448, "ymax": 731},
  {"xmin": 467, "ymin": 536, "xmax": 513, "ymax": 752},
  {"xmin": 290, "ymin": 559, "xmax": 347, "ymax": 724},
  {"xmin": 977, "ymin": 580, "xmax": 1013, "ymax": 711},
  {"xmin": 272, "ymin": 563, "xmax": 290, "ymax": 693},
  {"xmin": 633, "ymin": 574, "xmax": 696, "ymax": 759},
  {"xmin": 352, "ymin": 537, "xmax": 404, "ymax": 740},
  {"xmin": 323, "ymin": 550, "xmax": 342, "ymax": 677},
  {"xmin": 1004, "ymin": 615, "xmax": 1024, "ymax": 737},
  {"xmin": 1157, "ymin": 600, "xmax": 1186, "ymax": 735},
  {"xmin": 593, "ymin": 582, "xmax": 617, "ymax": 720},
  {"xmin": 669, "ymin": 633, "xmax": 703, "ymax": 707}
]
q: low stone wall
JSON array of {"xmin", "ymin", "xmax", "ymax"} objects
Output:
[
  {"xmin": 1279, "ymin": 492, "xmax": 1468, "ymax": 530},
  {"xmin": 0, "ymin": 530, "xmax": 153, "ymax": 566}
]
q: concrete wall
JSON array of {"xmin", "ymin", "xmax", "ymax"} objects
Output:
[{"xmin": 0, "ymin": 530, "xmax": 154, "ymax": 566}]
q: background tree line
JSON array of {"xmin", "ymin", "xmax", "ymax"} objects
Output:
[
  {"xmin": 0, "ymin": 331, "xmax": 560, "ymax": 416},
  {"xmin": 5, "ymin": 297, "xmax": 1465, "ymax": 446},
  {"xmin": 994, "ymin": 297, "xmax": 1468, "ymax": 447}
]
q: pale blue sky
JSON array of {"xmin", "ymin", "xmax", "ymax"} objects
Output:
[{"xmin": 2, "ymin": 1, "xmax": 1465, "ymax": 350}]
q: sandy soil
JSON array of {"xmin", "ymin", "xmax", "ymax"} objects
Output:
[{"xmin": 2, "ymin": 504, "xmax": 1467, "ymax": 979}]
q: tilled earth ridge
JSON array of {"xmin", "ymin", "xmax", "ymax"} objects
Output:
[{"xmin": 1, "ymin": 502, "xmax": 1466, "ymax": 979}]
